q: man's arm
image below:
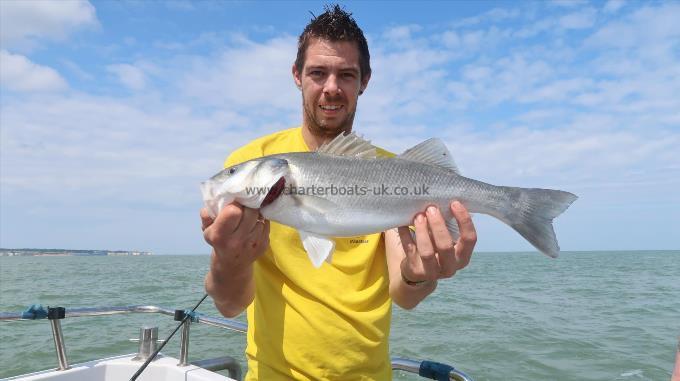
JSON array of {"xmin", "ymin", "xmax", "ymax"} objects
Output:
[
  {"xmin": 672, "ymin": 336, "xmax": 680, "ymax": 381},
  {"xmin": 201, "ymin": 203, "xmax": 269, "ymax": 318},
  {"xmin": 385, "ymin": 201, "xmax": 477, "ymax": 310}
]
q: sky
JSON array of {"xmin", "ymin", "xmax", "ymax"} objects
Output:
[{"xmin": 1, "ymin": 0, "xmax": 678, "ymax": 254}]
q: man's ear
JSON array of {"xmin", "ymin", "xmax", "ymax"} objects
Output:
[
  {"xmin": 292, "ymin": 64, "xmax": 302, "ymax": 90},
  {"xmin": 359, "ymin": 72, "xmax": 371, "ymax": 95}
]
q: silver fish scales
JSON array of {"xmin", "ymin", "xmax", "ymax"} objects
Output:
[{"xmin": 202, "ymin": 133, "xmax": 577, "ymax": 267}]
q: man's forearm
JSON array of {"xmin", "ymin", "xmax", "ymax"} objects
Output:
[
  {"xmin": 389, "ymin": 276, "xmax": 437, "ymax": 310},
  {"xmin": 384, "ymin": 228, "xmax": 437, "ymax": 309},
  {"xmin": 204, "ymin": 250, "xmax": 255, "ymax": 318}
]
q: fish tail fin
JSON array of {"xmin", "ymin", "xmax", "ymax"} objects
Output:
[{"xmin": 499, "ymin": 188, "xmax": 577, "ymax": 258}]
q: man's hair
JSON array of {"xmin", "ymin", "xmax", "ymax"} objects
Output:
[{"xmin": 295, "ymin": 4, "xmax": 371, "ymax": 80}]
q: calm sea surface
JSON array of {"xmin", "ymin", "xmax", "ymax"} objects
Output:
[{"xmin": 1, "ymin": 251, "xmax": 678, "ymax": 380}]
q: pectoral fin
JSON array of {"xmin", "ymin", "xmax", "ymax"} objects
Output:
[{"xmin": 298, "ymin": 230, "xmax": 335, "ymax": 268}]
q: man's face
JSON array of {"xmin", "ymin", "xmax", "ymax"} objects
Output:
[{"xmin": 293, "ymin": 38, "xmax": 370, "ymax": 137}]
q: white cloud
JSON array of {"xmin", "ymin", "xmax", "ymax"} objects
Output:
[
  {"xmin": 0, "ymin": 0, "xmax": 98, "ymax": 50},
  {"xmin": 165, "ymin": 1, "xmax": 196, "ymax": 11},
  {"xmin": 359, "ymin": 39, "xmax": 453, "ymax": 125},
  {"xmin": 462, "ymin": 66, "xmax": 493, "ymax": 82},
  {"xmin": 452, "ymin": 7, "xmax": 521, "ymax": 27},
  {"xmin": 434, "ymin": 2, "xmax": 680, "ymax": 127},
  {"xmin": 550, "ymin": 0, "xmax": 589, "ymax": 8},
  {"xmin": 585, "ymin": 3, "xmax": 680, "ymax": 51},
  {"xmin": 107, "ymin": 64, "xmax": 148, "ymax": 90},
  {"xmin": 0, "ymin": 50, "xmax": 68, "ymax": 92},
  {"xmin": 0, "ymin": 93, "xmax": 258, "ymax": 201},
  {"xmin": 1, "ymin": 36, "xmax": 303, "ymax": 203},
  {"xmin": 603, "ymin": 0, "xmax": 626, "ymax": 14},
  {"xmin": 441, "ymin": 30, "xmax": 460, "ymax": 47},
  {"xmin": 61, "ymin": 59, "xmax": 94, "ymax": 81},
  {"xmin": 383, "ymin": 25, "xmax": 422, "ymax": 42},
  {"xmin": 440, "ymin": 26, "xmax": 513, "ymax": 55},
  {"xmin": 559, "ymin": 8, "xmax": 598, "ymax": 29},
  {"xmin": 519, "ymin": 78, "xmax": 594, "ymax": 103},
  {"xmin": 445, "ymin": 54, "xmax": 555, "ymax": 107},
  {"xmin": 513, "ymin": 19, "xmax": 555, "ymax": 39},
  {"xmin": 179, "ymin": 36, "xmax": 299, "ymax": 110},
  {"xmin": 2, "ymin": 3, "xmax": 679, "ymax": 252}
]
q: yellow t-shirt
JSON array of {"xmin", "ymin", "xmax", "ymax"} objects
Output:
[{"xmin": 225, "ymin": 127, "xmax": 393, "ymax": 380}]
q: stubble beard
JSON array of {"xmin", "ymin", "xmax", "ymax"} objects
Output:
[{"xmin": 302, "ymin": 93, "xmax": 357, "ymax": 138}]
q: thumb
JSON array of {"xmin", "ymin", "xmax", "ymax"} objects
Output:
[{"xmin": 200, "ymin": 208, "xmax": 214, "ymax": 231}]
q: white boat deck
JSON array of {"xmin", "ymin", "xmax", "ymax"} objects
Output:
[
  {"xmin": 5, "ymin": 354, "xmax": 235, "ymax": 381},
  {"xmin": 0, "ymin": 304, "xmax": 473, "ymax": 381}
]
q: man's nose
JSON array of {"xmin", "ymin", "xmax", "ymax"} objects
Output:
[{"xmin": 323, "ymin": 74, "xmax": 341, "ymax": 96}]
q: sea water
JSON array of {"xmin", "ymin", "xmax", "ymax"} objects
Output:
[{"xmin": 1, "ymin": 251, "xmax": 678, "ymax": 380}]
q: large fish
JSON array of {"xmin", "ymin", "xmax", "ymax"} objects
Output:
[{"xmin": 201, "ymin": 133, "xmax": 577, "ymax": 267}]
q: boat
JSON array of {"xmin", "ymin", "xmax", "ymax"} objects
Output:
[{"xmin": 1, "ymin": 303, "xmax": 474, "ymax": 381}]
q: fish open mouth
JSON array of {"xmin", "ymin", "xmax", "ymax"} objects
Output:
[{"xmin": 261, "ymin": 177, "xmax": 286, "ymax": 208}]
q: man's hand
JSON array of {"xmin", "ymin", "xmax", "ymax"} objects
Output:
[
  {"xmin": 201, "ymin": 202, "xmax": 270, "ymax": 317},
  {"xmin": 385, "ymin": 201, "xmax": 477, "ymax": 309},
  {"xmin": 397, "ymin": 201, "xmax": 477, "ymax": 284},
  {"xmin": 201, "ymin": 203, "xmax": 270, "ymax": 267}
]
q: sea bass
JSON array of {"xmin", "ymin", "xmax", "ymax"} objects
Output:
[{"xmin": 201, "ymin": 133, "xmax": 577, "ymax": 267}]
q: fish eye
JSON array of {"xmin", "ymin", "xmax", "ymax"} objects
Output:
[{"xmin": 228, "ymin": 166, "xmax": 237, "ymax": 175}]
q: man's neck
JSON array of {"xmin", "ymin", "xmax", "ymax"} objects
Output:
[{"xmin": 301, "ymin": 124, "xmax": 351, "ymax": 151}]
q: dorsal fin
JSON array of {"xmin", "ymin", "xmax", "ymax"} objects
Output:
[
  {"xmin": 398, "ymin": 138, "xmax": 460, "ymax": 173},
  {"xmin": 316, "ymin": 132, "xmax": 377, "ymax": 159}
]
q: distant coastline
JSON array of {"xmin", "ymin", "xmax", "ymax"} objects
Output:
[{"xmin": 0, "ymin": 248, "xmax": 152, "ymax": 257}]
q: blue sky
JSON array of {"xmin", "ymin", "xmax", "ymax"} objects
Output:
[{"xmin": 1, "ymin": 0, "xmax": 678, "ymax": 254}]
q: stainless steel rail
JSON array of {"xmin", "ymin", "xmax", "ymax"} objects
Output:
[
  {"xmin": 2, "ymin": 305, "xmax": 472, "ymax": 381},
  {"xmin": 0, "ymin": 305, "xmax": 247, "ymax": 333},
  {"xmin": 49, "ymin": 318, "xmax": 69, "ymax": 370},
  {"xmin": 392, "ymin": 357, "xmax": 474, "ymax": 381},
  {"xmin": 191, "ymin": 356, "xmax": 242, "ymax": 380},
  {"xmin": 178, "ymin": 320, "xmax": 191, "ymax": 366}
]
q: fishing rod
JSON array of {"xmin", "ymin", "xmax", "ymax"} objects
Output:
[{"xmin": 129, "ymin": 293, "xmax": 209, "ymax": 381}]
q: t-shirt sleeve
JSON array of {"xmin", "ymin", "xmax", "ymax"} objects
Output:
[
  {"xmin": 223, "ymin": 144, "xmax": 263, "ymax": 168},
  {"xmin": 224, "ymin": 149, "xmax": 247, "ymax": 168}
]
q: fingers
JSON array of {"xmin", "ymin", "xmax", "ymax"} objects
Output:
[
  {"xmin": 212, "ymin": 203, "xmax": 244, "ymax": 234},
  {"xmin": 426, "ymin": 206, "xmax": 457, "ymax": 277},
  {"xmin": 426, "ymin": 206, "xmax": 455, "ymax": 251},
  {"xmin": 239, "ymin": 207, "xmax": 261, "ymax": 234},
  {"xmin": 245, "ymin": 218, "xmax": 270, "ymax": 252},
  {"xmin": 414, "ymin": 213, "xmax": 439, "ymax": 278},
  {"xmin": 397, "ymin": 212, "xmax": 440, "ymax": 282},
  {"xmin": 200, "ymin": 200, "xmax": 271, "ymax": 270},
  {"xmin": 397, "ymin": 226, "xmax": 418, "ymax": 268},
  {"xmin": 398, "ymin": 204, "xmax": 476, "ymax": 285},
  {"xmin": 202, "ymin": 202, "xmax": 255, "ymax": 246},
  {"xmin": 450, "ymin": 201, "xmax": 477, "ymax": 269},
  {"xmin": 200, "ymin": 208, "xmax": 213, "ymax": 231},
  {"xmin": 397, "ymin": 223, "xmax": 429, "ymax": 283}
]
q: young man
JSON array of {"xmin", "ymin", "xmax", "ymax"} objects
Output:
[{"xmin": 201, "ymin": 5, "xmax": 476, "ymax": 380}]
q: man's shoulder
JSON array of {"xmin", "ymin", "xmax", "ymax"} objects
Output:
[
  {"xmin": 225, "ymin": 127, "xmax": 394, "ymax": 166},
  {"xmin": 225, "ymin": 127, "xmax": 302, "ymax": 167}
]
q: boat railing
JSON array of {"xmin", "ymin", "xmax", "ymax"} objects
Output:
[{"xmin": 1, "ymin": 305, "xmax": 473, "ymax": 381}]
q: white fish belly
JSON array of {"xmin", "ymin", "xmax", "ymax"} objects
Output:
[{"xmin": 263, "ymin": 191, "xmax": 453, "ymax": 237}]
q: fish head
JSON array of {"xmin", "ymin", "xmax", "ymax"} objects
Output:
[{"xmin": 201, "ymin": 157, "xmax": 289, "ymax": 217}]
